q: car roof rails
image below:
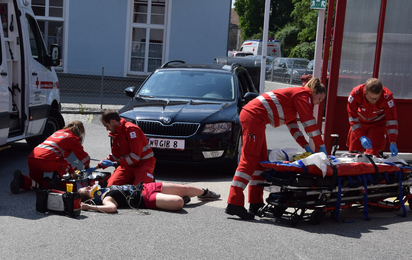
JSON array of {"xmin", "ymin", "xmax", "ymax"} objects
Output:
[{"xmin": 161, "ymin": 60, "xmax": 185, "ymax": 68}]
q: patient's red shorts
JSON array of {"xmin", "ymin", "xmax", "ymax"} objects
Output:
[{"xmin": 142, "ymin": 182, "xmax": 163, "ymax": 209}]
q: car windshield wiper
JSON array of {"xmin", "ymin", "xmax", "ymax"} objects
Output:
[{"xmin": 138, "ymin": 94, "xmax": 155, "ymax": 98}]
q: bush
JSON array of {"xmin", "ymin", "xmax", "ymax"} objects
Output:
[{"xmin": 289, "ymin": 41, "xmax": 315, "ymax": 60}]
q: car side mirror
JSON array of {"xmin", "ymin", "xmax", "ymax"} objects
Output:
[
  {"xmin": 124, "ymin": 86, "xmax": 136, "ymax": 98},
  {"xmin": 243, "ymin": 92, "xmax": 258, "ymax": 104}
]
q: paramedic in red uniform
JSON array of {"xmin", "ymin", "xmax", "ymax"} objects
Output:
[
  {"xmin": 10, "ymin": 121, "xmax": 90, "ymax": 194},
  {"xmin": 225, "ymin": 77, "xmax": 327, "ymax": 219},
  {"xmin": 95, "ymin": 109, "xmax": 156, "ymax": 186},
  {"xmin": 347, "ymin": 78, "xmax": 398, "ymax": 157}
]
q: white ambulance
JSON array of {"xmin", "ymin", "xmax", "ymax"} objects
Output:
[
  {"xmin": 240, "ymin": 39, "xmax": 282, "ymax": 58},
  {"xmin": 0, "ymin": 0, "xmax": 63, "ymax": 150}
]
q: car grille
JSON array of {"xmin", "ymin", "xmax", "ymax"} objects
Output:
[{"xmin": 136, "ymin": 120, "xmax": 200, "ymax": 137}]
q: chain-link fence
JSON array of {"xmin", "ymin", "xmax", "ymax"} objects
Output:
[
  {"xmin": 58, "ymin": 68, "xmax": 300, "ymax": 113},
  {"xmin": 58, "ymin": 68, "xmax": 147, "ymax": 112}
]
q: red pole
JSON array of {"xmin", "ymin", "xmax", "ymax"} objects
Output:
[
  {"xmin": 324, "ymin": 0, "xmax": 347, "ymax": 152},
  {"xmin": 317, "ymin": 0, "xmax": 335, "ymax": 130},
  {"xmin": 373, "ymin": 0, "xmax": 387, "ymax": 77}
]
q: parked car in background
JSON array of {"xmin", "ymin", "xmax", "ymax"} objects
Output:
[
  {"xmin": 266, "ymin": 58, "xmax": 310, "ymax": 83},
  {"xmin": 118, "ymin": 61, "xmax": 259, "ymax": 173},
  {"xmin": 227, "ymin": 51, "xmax": 254, "ymax": 57},
  {"xmin": 244, "ymin": 55, "xmax": 274, "ymax": 72},
  {"xmin": 305, "ymin": 59, "xmax": 330, "ymax": 77}
]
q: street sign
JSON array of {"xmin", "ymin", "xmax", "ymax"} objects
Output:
[{"xmin": 311, "ymin": 0, "xmax": 326, "ymax": 9}]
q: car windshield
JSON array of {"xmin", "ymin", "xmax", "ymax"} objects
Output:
[
  {"xmin": 137, "ymin": 70, "xmax": 235, "ymax": 101},
  {"xmin": 287, "ymin": 59, "xmax": 309, "ymax": 69}
]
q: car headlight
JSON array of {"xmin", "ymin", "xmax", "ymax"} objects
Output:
[
  {"xmin": 202, "ymin": 122, "xmax": 232, "ymax": 134},
  {"xmin": 293, "ymin": 70, "xmax": 299, "ymax": 75}
]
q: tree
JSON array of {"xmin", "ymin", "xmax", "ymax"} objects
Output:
[{"xmin": 234, "ymin": 0, "xmax": 294, "ymax": 41}]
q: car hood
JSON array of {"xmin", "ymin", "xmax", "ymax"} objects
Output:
[{"xmin": 119, "ymin": 97, "xmax": 236, "ymax": 123}]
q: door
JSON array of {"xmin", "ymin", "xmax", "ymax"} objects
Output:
[{"xmin": 0, "ymin": 3, "xmax": 10, "ymax": 145}]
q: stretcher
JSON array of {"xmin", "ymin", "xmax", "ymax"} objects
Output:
[{"xmin": 256, "ymin": 153, "xmax": 412, "ymax": 227}]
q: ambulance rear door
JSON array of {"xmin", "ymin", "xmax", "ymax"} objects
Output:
[
  {"xmin": 21, "ymin": 4, "xmax": 59, "ymax": 137},
  {"xmin": 0, "ymin": 2, "xmax": 10, "ymax": 146}
]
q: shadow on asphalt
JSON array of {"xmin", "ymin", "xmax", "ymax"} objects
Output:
[{"xmin": 153, "ymin": 163, "xmax": 234, "ymax": 183}]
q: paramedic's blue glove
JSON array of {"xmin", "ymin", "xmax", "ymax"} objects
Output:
[
  {"xmin": 319, "ymin": 146, "xmax": 328, "ymax": 155},
  {"xmin": 100, "ymin": 159, "xmax": 114, "ymax": 167},
  {"xmin": 390, "ymin": 143, "xmax": 398, "ymax": 157},
  {"xmin": 360, "ymin": 136, "xmax": 372, "ymax": 149},
  {"xmin": 304, "ymin": 146, "xmax": 314, "ymax": 154},
  {"xmin": 81, "ymin": 167, "xmax": 96, "ymax": 176}
]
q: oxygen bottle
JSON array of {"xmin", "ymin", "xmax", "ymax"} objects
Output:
[{"xmin": 90, "ymin": 181, "xmax": 101, "ymax": 198}]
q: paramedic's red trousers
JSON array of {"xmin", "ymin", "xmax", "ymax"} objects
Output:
[
  {"xmin": 21, "ymin": 157, "xmax": 70, "ymax": 190},
  {"xmin": 227, "ymin": 109, "xmax": 267, "ymax": 207},
  {"xmin": 347, "ymin": 120, "xmax": 386, "ymax": 157},
  {"xmin": 107, "ymin": 163, "xmax": 155, "ymax": 186}
]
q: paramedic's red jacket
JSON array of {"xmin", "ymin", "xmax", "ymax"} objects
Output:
[
  {"xmin": 244, "ymin": 86, "xmax": 325, "ymax": 148},
  {"xmin": 107, "ymin": 118, "xmax": 155, "ymax": 168},
  {"xmin": 347, "ymin": 84, "xmax": 398, "ymax": 144},
  {"xmin": 29, "ymin": 129, "xmax": 90, "ymax": 173}
]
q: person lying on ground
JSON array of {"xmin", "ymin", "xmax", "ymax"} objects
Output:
[{"xmin": 78, "ymin": 182, "xmax": 220, "ymax": 213}]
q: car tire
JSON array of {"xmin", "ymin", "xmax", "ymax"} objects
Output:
[
  {"xmin": 283, "ymin": 74, "xmax": 291, "ymax": 83},
  {"xmin": 26, "ymin": 108, "xmax": 65, "ymax": 148}
]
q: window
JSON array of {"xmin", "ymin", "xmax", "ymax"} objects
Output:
[
  {"xmin": 130, "ymin": 0, "xmax": 166, "ymax": 73},
  {"xmin": 26, "ymin": 14, "xmax": 48, "ymax": 66},
  {"xmin": 32, "ymin": 0, "xmax": 64, "ymax": 67}
]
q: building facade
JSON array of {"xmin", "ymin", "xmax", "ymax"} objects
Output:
[{"xmin": 33, "ymin": 0, "xmax": 232, "ymax": 77}]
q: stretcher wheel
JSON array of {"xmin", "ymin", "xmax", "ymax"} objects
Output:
[
  {"xmin": 271, "ymin": 206, "xmax": 286, "ymax": 218},
  {"xmin": 290, "ymin": 215, "xmax": 300, "ymax": 227},
  {"xmin": 310, "ymin": 209, "xmax": 325, "ymax": 225},
  {"xmin": 402, "ymin": 186, "xmax": 410, "ymax": 197},
  {"xmin": 257, "ymin": 208, "xmax": 265, "ymax": 218}
]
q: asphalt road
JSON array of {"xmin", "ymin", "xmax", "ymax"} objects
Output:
[{"xmin": 2, "ymin": 111, "xmax": 412, "ymax": 260}]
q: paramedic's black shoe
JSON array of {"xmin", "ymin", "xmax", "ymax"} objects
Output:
[
  {"xmin": 225, "ymin": 204, "xmax": 255, "ymax": 220},
  {"xmin": 197, "ymin": 188, "xmax": 221, "ymax": 200},
  {"xmin": 49, "ymin": 171, "xmax": 62, "ymax": 190},
  {"xmin": 10, "ymin": 170, "xmax": 24, "ymax": 194},
  {"xmin": 249, "ymin": 203, "xmax": 265, "ymax": 215}
]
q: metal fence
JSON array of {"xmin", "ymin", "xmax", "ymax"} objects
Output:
[
  {"xmin": 57, "ymin": 68, "xmax": 300, "ymax": 113},
  {"xmin": 57, "ymin": 68, "xmax": 147, "ymax": 108}
]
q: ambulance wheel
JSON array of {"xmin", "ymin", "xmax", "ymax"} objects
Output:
[
  {"xmin": 310, "ymin": 209, "xmax": 325, "ymax": 225},
  {"xmin": 26, "ymin": 108, "xmax": 65, "ymax": 148}
]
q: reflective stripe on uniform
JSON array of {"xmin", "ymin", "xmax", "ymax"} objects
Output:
[
  {"xmin": 387, "ymin": 129, "xmax": 398, "ymax": 135},
  {"xmin": 231, "ymin": 180, "xmax": 247, "ymax": 189},
  {"xmin": 386, "ymin": 120, "xmax": 398, "ymax": 126},
  {"xmin": 141, "ymin": 151, "xmax": 154, "ymax": 160},
  {"xmin": 352, "ymin": 123, "xmax": 361, "ymax": 131},
  {"xmin": 302, "ymin": 118, "xmax": 317, "ymax": 128},
  {"xmin": 306, "ymin": 129, "xmax": 321, "ymax": 138}
]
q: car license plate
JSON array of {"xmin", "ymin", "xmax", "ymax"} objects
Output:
[{"xmin": 149, "ymin": 138, "xmax": 185, "ymax": 150}]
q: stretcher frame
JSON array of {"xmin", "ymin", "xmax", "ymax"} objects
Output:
[{"xmin": 257, "ymin": 159, "xmax": 412, "ymax": 227}]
